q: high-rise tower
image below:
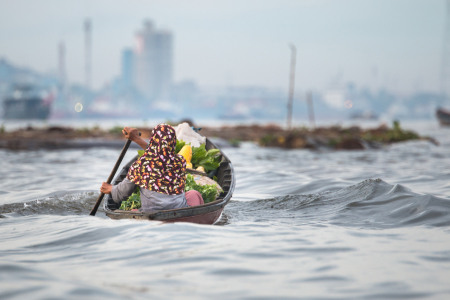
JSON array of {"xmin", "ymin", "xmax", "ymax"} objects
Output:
[
  {"xmin": 122, "ymin": 48, "xmax": 134, "ymax": 89},
  {"xmin": 58, "ymin": 41, "xmax": 66, "ymax": 89},
  {"xmin": 133, "ymin": 21, "xmax": 172, "ymax": 100},
  {"xmin": 84, "ymin": 18, "xmax": 92, "ymax": 89}
]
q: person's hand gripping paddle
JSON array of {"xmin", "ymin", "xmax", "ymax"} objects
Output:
[{"xmin": 89, "ymin": 129, "xmax": 140, "ymax": 216}]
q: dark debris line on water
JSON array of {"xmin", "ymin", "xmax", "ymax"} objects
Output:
[{"xmin": 0, "ymin": 120, "xmax": 439, "ymax": 150}]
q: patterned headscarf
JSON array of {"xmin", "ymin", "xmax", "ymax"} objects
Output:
[{"xmin": 127, "ymin": 124, "xmax": 186, "ymax": 195}]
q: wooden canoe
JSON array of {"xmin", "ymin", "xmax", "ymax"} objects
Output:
[{"xmin": 103, "ymin": 138, "xmax": 235, "ymax": 224}]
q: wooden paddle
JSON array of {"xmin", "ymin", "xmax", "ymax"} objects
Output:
[{"xmin": 89, "ymin": 131, "xmax": 140, "ymax": 216}]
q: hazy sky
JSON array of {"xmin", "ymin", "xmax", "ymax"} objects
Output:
[{"xmin": 0, "ymin": 0, "xmax": 445, "ymax": 94}]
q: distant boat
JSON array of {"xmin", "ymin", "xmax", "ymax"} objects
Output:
[
  {"xmin": 218, "ymin": 112, "xmax": 248, "ymax": 120},
  {"xmin": 349, "ymin": 110, "xmax": 378, "ymax": 120},
  {"xmin": 436, "ymin": 107, "xmax": 450, "ymax": 126},
  {"xmin": 2, "ymin": 84, "xmax": 52, "ymax": 120}
]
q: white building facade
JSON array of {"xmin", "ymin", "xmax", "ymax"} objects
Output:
[{"xmin": 133, "ymin": 21, "xmax": 173, "ymax": 101}]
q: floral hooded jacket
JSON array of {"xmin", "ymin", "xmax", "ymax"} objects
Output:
[{"xmin": 127, "ymin": 124, "xmax": 186, "ymax": 195}]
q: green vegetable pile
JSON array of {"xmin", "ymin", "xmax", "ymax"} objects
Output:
[
  {"xmin": 175, "ymin": 139, "xmax": 186, "ymax": 153},
  {"xmin": 119, "ymin": 187, "xmax": 141, "ymax": 210},
  {"xmin": 176, "ymin": 140, "xmax": 221, "ymax": 172}
]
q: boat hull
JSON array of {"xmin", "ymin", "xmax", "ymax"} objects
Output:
[
  {"xmin": 105, "ymin": 207, "xmax": 224, "ymax": 224},
  {"xmin": 103, "ymin": 138, "xmax": 235, "ymax": 225},
  {"xmin": 3, "ymin": 98, "xmax": 51, "ymax": 120}
]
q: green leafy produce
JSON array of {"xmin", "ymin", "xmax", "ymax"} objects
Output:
[
  {"xmin": 175, "ymin": 140, "xmax": 187, "ymax": 153},
  {"xmin": 119, "ymin": 187, "xmax": 141, "ymax": 210},
  {"xmin": 175, "ymin": 141, "xmax": 221, "ymax": 172},
  {"xmin": 191, "ymin": 143, "xmax": 207, "ymax": 162},
  {"xmin": 191, "ymin": 144, "xmax": 221, "ymax": 172},
  {"xmin": 185, "ymin": 174, "xmax": 222, "ymax": 203}
]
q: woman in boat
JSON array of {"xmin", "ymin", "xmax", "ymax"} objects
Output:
[{"xmin": 100, "ymin": 124, "xmax": 204, "ymax": 211}]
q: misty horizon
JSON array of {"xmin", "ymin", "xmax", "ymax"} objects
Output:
[{"xmin": 0, "ymin": 0, "xmax": 446, "ymax": 95}]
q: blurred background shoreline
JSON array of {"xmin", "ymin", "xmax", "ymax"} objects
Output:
[{"xmin": 1, "ymin": 0, "xmax": 450, "ymax": 127}]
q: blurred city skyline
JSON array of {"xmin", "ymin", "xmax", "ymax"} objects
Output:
[{"xmin": 0, "ymin": 0, "xmax": 445, "ymax": 94}]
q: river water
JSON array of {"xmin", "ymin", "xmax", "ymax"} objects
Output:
[{"xmin": 1, "ymin": 121, "xmax": 450, "ymax": 299}]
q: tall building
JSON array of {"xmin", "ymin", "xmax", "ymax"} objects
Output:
[
  {"xmin": 133, "ymin": 21, "xmax": 172, "ymax": 100},
  {"xmin": 84, "ymin": 19, "xmax": 92, "ymax": 89},
  {"xmin": 58, "ymin": 41, "xmax": 66, "ymax": 90},
  {"xmin": 121, "ymin": 48, "xmax": 134, "ymax": 89}
]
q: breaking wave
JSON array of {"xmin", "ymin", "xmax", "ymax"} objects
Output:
[
  {"xmin": 226, "ymin": 179, "xmax": 450, "ymax": 228},
  {"xmin": 2, "ymin": 179, "xmax": 449, "ymax": 229}
]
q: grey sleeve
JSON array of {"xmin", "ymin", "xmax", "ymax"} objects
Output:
[{"xmin": 111, "ymin": 178, "xmax": 136, "ymax": 204}]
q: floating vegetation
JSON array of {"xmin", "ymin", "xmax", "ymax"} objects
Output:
[
  {"xmin": 361, "ymin": 120, "xmax": 420, "ymax": 143},
  {"xmin": 108, "ymin": 126, "xmax": 124, "ymax": 134},
  {"xmin": 255, "ymin": 121, "xmax": 436, "ymax": 150}
]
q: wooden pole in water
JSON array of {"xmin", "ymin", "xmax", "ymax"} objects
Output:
[
  {"xmin": 287, "ymin": 44, "xmax": 296, "ymax": 131},
  {"xmin": 306, "ymin": 91, "xmax": 316, "ymax": 129}
]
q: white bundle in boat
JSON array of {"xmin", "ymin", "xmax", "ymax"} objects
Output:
[
  {"xmin": 175, "ymin": 122, "xmax": 206, "ymax": 147},
  {"xmin": 193, "ymin": 174, "xmax": 223, "ymax": 196}
]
